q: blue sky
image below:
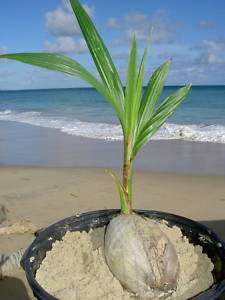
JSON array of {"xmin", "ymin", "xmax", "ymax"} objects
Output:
[{"xmin": 0, "ymin": 0, "xmax": 225, "ymax": 90}]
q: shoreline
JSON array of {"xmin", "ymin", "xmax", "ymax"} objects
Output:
[{"xmin": 1, "ymin": 120, "xmax": 225, "ymax": 176}]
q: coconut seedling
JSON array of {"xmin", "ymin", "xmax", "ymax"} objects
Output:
[{"xmin": 0, "ymin": 0, "xmax": 191, "ymax": 296}]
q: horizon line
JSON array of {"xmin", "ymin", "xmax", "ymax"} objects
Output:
[{"xmin": 1, "ymin": 84, "xmax": 225, "ymax": 92}]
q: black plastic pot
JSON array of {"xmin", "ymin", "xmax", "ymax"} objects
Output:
[{"xmin": 21, "ymin": 209, "xmax": 225, "ymax": 300}]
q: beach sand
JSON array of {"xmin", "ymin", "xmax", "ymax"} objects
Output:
[{"xmin": 0, "ymin": 166, "xmax": 225, "ymax": 299}]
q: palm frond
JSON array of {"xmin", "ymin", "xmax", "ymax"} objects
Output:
[
  {"xmin": 138, "ymin": 60, "xmax": 171, "ymax": 133},
  {"xmin": 124, "ymin": 36, "xmax": 137, "ymax": 135},
  {"xmin": 133, "ymin": 84, "xmax": 191, "ymax": 157},
  {"xmin": 133, "ymin": 47, "xmax": 148, "ymax": 136},
  {"xmin": 69, "ymin": 0, "xmax": 124, "ymax": 121},
  {"xmin": 0, "ymin": 52, "xmax": 124, "ymax": 123}
]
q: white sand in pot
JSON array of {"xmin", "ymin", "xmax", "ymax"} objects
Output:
[{"xmin": 36, "ymin": 219, "xmax": 214, "ymax": 300}]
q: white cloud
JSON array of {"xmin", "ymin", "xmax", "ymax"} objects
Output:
[
  {"xmin": 196, "ymin": 39, "xmax": 225, "ymax": 66},
  {"xmin": 152, "ymin": 37, "xmax": 225, "ymax": 85},
  {"xmin": 45, "ymin": 36, "xmax": 87, "ymax": 53},
  {"xmin": 45, "ymin": 2, "xmax": 94, "ymax": 54},
  {"xmin": 199, "ymin": 20, "xmax": 214, "ymax": 29},
  {"xmin": 46, "ymin": 7, "xmax": 80, "ymax": 36},
  {"xmin": 107, "ymin": 18, "xmax": 120, "ymax": 29},
  {"xmin": 82, "ymin": 4, "xmax": 94, "ymax": 17},
  {"xmin": 0, "ymin": 46, "xmax": 7, "ymax": 54},
  {"xmin": 107, "ymin": 10, "xmax": 176, "ymax": 45},
  {"xmin": 62, "ymin": 0, "xmax": 94, "ymax": 16},
  {"xmin": 0, "ymin": 46, "xmax": 8, "ymax": 64},
  {"xmin": 162, "ymin": 38, "xmax": 225, "ymax": 84},
  {"xmin": 161, "ymin": 39, "xmax": 225, "ymax": 71},
  {"xmin": 46, "ymin": 3, "xmax": 94, "ymax": 36},
  {"xmin": 124, "ymin": 12, "xmax": 148, "ymax": 26},
  {"xmin": 204, "ymin": 40, "xmax": 224, "ymax": 52},
  {"xmin": 0, "ymin": 47, "xmax": 16, "ymax": 84}
]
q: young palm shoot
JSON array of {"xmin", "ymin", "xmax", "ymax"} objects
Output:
[{"xmin": 0, "ymin": 0, "xmax": 191, "ymax": 297}]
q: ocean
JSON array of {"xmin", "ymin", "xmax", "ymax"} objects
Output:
[{"xmin": 0, "ymin": 85, "xmax": 225, "ymax": 143}]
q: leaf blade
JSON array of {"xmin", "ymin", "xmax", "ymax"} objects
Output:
[
  {"xmin": 106, "ymin": 170, "xmax": 129, "ymax": 214},
  {"xmin": 69, "ymin": 0, "xmax": 124, "ymax": 110},
  {"xmin": 0, "ymin": 52, "xmax": 124, "ymax": 122},
  {"xmin": 133, "ymin": 84, "xmax": 191, "ymax": 156},
  {"xmin": 124, "ymin": 36, "xmax": 137, "ymax": 135},
  {"xmin": 138, "ymin": 60, "xmax": 171, "ymax": 132},
  {"xmin": 133, "ymin": 47, "xmax": 148, "ymax": 134}
]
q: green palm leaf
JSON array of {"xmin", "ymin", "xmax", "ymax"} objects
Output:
[
  {"xmin": 69, "ymin": 0, "xmax": 124, "ymax": 115},
  {"xmin": 133, "ymin": 84, "xmax": 191, "ymax": 157},
  {"xmin": 124, "ymin": 36, "xmax": 137, "ymax": 135},
  {"xmin": 133, "ymin": 47, "xmax": 148, "ymax": 136},
  {"xmin": 107, "ymin": 170, "xmax": 130, "ymax": 214},
  {"xmin": 0, "ymin": 52, "xmax": 124, "ymax": 123},
  {"xmin": 138, "ymin": 60, "xmax": 171, "ymax": 133}
]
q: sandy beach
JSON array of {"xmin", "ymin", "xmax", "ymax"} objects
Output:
[{"xmin": 0, "ymin": 166, "xmax": 225, "ymax": 299}]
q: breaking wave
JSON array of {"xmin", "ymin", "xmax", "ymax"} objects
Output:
[{"xmin": 0, "ymin": 110, "xmax": 225, "ymax": 144}]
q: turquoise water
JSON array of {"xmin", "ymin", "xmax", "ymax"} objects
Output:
[{"xmin": 0, "ymin": 86, "xmax": 225, "ymax": 143}]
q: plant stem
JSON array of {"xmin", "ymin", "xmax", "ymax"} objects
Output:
[{"xmin": 122, "ymin": 136, "xmax": 133, "ymax": 214}]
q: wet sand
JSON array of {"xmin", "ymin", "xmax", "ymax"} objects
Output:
[{"xmin": 1, "ymin": 120, "xmax": 225, "ymax": 175}]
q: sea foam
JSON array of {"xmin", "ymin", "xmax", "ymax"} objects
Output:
[{"xmin": 0, "ymin": 110, "xmax": 225, "ymax": 144}]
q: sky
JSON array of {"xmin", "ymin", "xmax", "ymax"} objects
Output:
[{"xmin": 0, "ymin": 0, "xmax": 225, "ymax": 90}]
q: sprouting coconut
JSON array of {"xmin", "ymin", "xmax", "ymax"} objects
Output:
[
  {"xmin": 105, "ymin": 214, "xmax": 180, "ymax": 296},
  {"xmin": 0, "ymin": 0, "xmax": 191, "ymax": 297}
]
